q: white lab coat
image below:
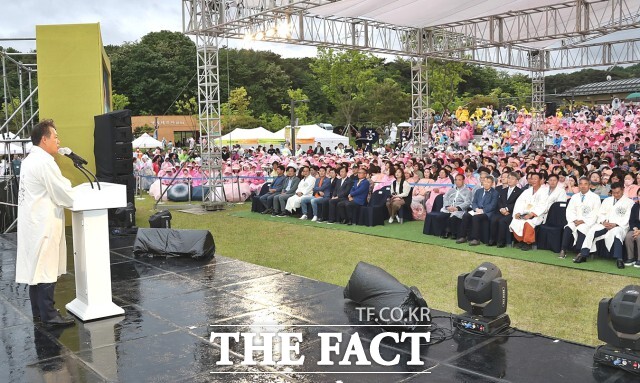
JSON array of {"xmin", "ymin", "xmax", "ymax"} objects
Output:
[
  {"xmin": 582, "ymin": 195, "xmax": 634, "ymax": 252},
  {"xmin": 509, "ymin": 185, "xmax": 550, "ymax": 237},
  {"xmin": 565, "ymin": 191, "xmax": 601, "ymax": 246},
  {"xmin": 16, "ymin": 146, "xmax": 75, "ymax": 285},
  {"xmin": 285, "ymin": 175, "xmax": 315, "ymax": 212}
]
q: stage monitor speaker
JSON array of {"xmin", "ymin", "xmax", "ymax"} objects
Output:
[
  {"xmin": 133, "ymin": 228, "xmax": 215, "ymax": 261},
  {"xmin": 149, "ymin": 210, "xmax": 172, "ymax": 228},
  {"xmin": 343, "ymin": 261, "xmax": 430, "ymax": 330},
  {"xmin": 94, "ymin": 109, "xmax": 133, "ymax": 180}
]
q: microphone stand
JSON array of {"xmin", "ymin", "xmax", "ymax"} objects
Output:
[{"xmin": 74, "ymin": 161, "xmax": 101, "ymax": 190}]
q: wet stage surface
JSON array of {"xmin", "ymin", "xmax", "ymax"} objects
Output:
[{"xmin": 0, "ymin": 233, "xmax": 637, "ymax": 382}]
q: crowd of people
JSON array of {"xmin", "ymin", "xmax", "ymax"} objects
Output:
[{"xmin": 133, "ymin": 102, "xmax": 640, "ymax": 268}]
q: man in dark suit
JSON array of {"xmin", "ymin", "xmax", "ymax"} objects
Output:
[
  {"xmin": 313, "ymin": 142, "xmax": 325, "ymax": 155},
  {"xmin": 456, "ymin": 175, "xmax": 499, "ymax": 245},
  {"xmin": 337, "ymin": 167, "xmax": 370, "ymax": 225},
  {"xmin": 260, "ymin": 165, "xmax": 286, "ymax": 214},
  {"xmin": 326, "ymin": 167, "xmax": 353, "ymax": 224},
  {"xmin": 488, "ymin": 172, "xmax": 522, "ymax": 247},
  {"xmin": 271, "ymin": 166, "xmax": 300, "ymax": 216}
]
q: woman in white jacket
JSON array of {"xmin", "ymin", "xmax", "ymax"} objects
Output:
[{"xmin": 387, "ymin": 168, "xmax": 411, "ymax": 223}]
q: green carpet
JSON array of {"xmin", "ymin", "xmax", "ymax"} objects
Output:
[{"xmin": 233, "ymin": 210, "xmax": 640, "ymax": 278}]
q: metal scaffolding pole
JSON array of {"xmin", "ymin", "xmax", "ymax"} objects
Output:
[
  {"xmin": 196, "ymin": 33, "xmax": 226, "ymax": 210},
  {"xmin": 411, "ymin": 57, "xmax": 428, "ymax": 154},
  {"xmin": 528, "ymin": 50, "xmax": 546, "ymax": 152}
]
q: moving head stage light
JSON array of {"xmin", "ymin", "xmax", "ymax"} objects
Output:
[
  {"xmin": 454, "ymin": 262, "xmax": 510, "ymax": 335},
  {"xmin": 594, "ymin": 285, "xmax": 640, "ymax": 375}
]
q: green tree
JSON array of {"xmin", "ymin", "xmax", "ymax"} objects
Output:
[
  {"xmin": 281, "ymin": 88, "xmax": 311, "ymax": 126},
  {"xmin": 259, "ymin": 113, "xmax": 289, "ymax": 132},
  {"xmin": 220, "ymin": 87, "xmax": 260, "ymax": 132},
  {"xmin": 428, "ymin": 59, "xmax": 471, "ymax": 111},
  {"xmin": 133, "ymin": 124, "xmax": 156, "ymax": 137},
  {"xmin": 310, "ymin": 48, "xmax": 378, "ymax": 133},
  {"xmin": 363, "ymin": 78, "xmax": 411, "ymax": 125},
  {"xmin": 106, "ymin": 31, "xmax": 196, "ymax": 115},
  {"xmin": 174, "ymin": 96, "xmax": 198, "ymax": 116},
  {"xmin": 112, "ymin": 93, "xmax": 130, "ymax": 111},
  {"xmin": 0, "ymin": 97, "xmax": 22, "ymax": 133}
]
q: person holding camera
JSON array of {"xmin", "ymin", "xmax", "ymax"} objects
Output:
[{"xmin": 387, "ymin": 168, "xmax": 411, "ymax": 224}]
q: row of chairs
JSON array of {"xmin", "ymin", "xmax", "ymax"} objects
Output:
[{"xmin": 251, "ymin": 183, "xmax": 414, "ymax": 227}]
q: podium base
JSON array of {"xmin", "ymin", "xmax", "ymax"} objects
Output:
[{"xmin": 66, "ymin": 299, "xmax": 125, "ymax": 322}]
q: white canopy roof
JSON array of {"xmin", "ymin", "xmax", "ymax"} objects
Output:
[
  {"xmin": 274, "ymin": 124, "xmax": 349, "ymax": 149},
  {"xmin": 310, "ymin": 0, "xmax": 636, "ymax": 49},
  {"xmin": 219, "ymin": 127, "xmax": 277, "ymax": 141},
  {"xmin": 132, "ymin": 133, "xmax": 163, "ymax": 149}
]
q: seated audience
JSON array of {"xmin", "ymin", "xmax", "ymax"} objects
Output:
[
  {"xmin": 575, "ymin": 183, "xmax": 633, "ymax": 268},
  {"xmin": 387, "ymin": 168, "xmax": 411, "ymax": 224},
  {"xmin": 560, "ymin": 177, "xmax": 601, "ymax": 258},
  {"xmin": 624, "ymin": 188, "xmax": 640, "ymax": 267},
  {"xmin": 489, "ymin": 172, "xmax": 522, "ymax": 247},
  {"xmin": 337, "ymin": 167, "xmax": 370, "ymax": 225},
  {"xmin": 272, "ymin": 166, "xmax": 300, "ymax": 217},
  {"xmin": 456, "ymin": 175, "xmax": 499, "ymax": 246},
  {"xmin": 510, "ymin": 172, "xmax": 549, "ymax": 251},
  {"xmin": 300, "ymin": 166, "xmax": 331, "ymax": 221},
  {"xmin": 259, "ymin": 165, "xmax": 285, "ymax": 214},
  {"xmin": 284, "ymin": 166, "xmax": 315, "ymax": 214}
]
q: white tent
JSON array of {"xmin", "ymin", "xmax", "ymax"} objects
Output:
[
  {"xmin": 132, "ymin": 133, "xmax": 163, "ymax": 149},
  {"xmin": 275, "ymin": 125, "xmax": 348, "ymax": 150},
  {"xmin": 218, "ymin": 127, "xmax": 280, "ymax": 147},
  {"xmin": 0, "ymin": 132, "xmax": 31, "ymax": 154}
]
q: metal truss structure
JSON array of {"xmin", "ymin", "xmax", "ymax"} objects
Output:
[
  {"xmin": 183, "ymin": 0, "xmax": 640, "ymax": 156},
  {"xmin": 1, "ymin": 47, "xmax": 38, "ymax": 138},
  {"xmin": 410, "ymin": 58, "xmax": 428, "ymax": 154},
  {"xmin": 0, "ymin": 45, "xmax": 37, "ymax": 232}
]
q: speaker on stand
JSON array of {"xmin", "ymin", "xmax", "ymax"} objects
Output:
[{"xmin": 94, "ymin": 110, "xmax": 136, "ymax": 232}]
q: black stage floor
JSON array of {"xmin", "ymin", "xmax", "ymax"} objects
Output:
[{"xmin": 0, "ymin": 233, "xmax": 637, "ymax": 382}]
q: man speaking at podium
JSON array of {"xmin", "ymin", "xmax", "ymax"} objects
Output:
[{"xmin": 16, "ymin": 119, "xmax": 76, "ymax": 326}]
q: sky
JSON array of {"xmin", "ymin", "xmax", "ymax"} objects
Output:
[{"xmin": 0, "ymin": 0, "xmax": 317, "ymax": 57}]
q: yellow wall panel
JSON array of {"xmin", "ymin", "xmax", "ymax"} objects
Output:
[{"xmin": 36, "ymin": 23, "xmax": 111, "ymax": 186}]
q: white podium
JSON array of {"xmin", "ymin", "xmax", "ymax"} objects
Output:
[{"xmin": 66, "ymin": 182, "xmax": 126, "ymax": 321}]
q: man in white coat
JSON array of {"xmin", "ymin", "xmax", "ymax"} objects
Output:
[
  {"xmin": 285, "ymin": 166, "xmax": 315, "ymax": 213},
  {"xmin": 16, "ymin": 120, "xmax": 75, "ymax": 326},
  {"xmin": 575, "ymin": 183, "xmax": 634, "ymax": 269},
  {"xmin": 542, "ymin": 174, "xmax": 568, "ymax": 223},
  {"xmin": 509, "ymin": 172, "xmax": 549, "ymax": 251},
  {"xmin": 559, "ymin": 177, "xmax": 601, "ymax": 259}
]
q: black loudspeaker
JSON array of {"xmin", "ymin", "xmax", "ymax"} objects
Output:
[
  {"xmin": 94, "ymin": 110, "xmax": 134, "ymax": 179},
  {"xmin": 113, "ymin": 202, "xmax": 136, "ymax": 228},
  {"xmin": 94, "ymin": 110, "xmax": 136, "ymax": 206},
  {"xmin": 133, "ymin": 228, "xmax": 215, "ymax": 261},
  {"xmin": 343, "ymin": 262, "xmax": 430, "ymax": 330},
  {"xmin": 545, "ymin": 102, "xmax": 557, "ymax": 118},
  {"xmin": 149, "ymin": 210, "xmax": 172, "ymax": 228}
]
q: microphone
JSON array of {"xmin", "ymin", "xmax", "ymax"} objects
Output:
[{"xmin": 58, "ymin": 147, "xmax": 88, "ymax": 166}]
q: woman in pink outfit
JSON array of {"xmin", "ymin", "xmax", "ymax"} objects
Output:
[
  {"xmin": 424, "ymin": 169, "xmax": 453, "ymax": 214},
  {"xmin": 624, "ymin": 173, "xmax": 640, "ymax": 200},
  {"xmin": 410, "ymin": 176, "xmax": 432, "ymax": 220}
]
